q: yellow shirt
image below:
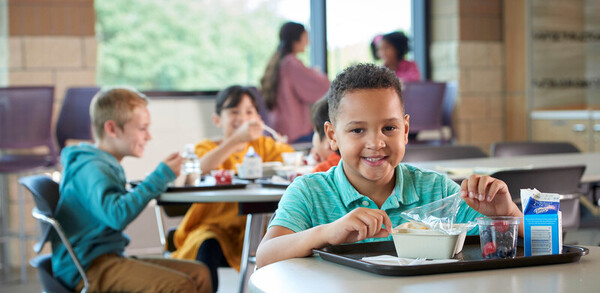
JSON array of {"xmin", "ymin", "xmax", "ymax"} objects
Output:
[{"xmin": 171, "ymin": 136, "xmax": 294, "ymax": 270}]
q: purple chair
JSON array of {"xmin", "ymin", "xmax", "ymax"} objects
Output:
[
  {"xmin": 56, "ymin": 87, "xmax": 100, "ymax": 151},
  {"xmin": 403, "ymin": 81, "xmax": 447, "ymax": 144},
  {"xmin": 0, "ymin": 86, "xmax": 57, "ymax": 282}
]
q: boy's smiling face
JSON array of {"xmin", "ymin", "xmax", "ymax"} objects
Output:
[
  {"xmin": 113, "ymin": 105, "xmax": 152, "ymax": 159},
  {"xmin": 326, "ymin": 88, "xmax": 409, "ymax": 190},
  {"xmin": 214, "ymin": 94, "xmax": 261, "ymax": 138}
]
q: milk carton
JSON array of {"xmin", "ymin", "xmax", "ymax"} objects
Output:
[
  {"xmin": 520, "ymin": 189, "xmax": 563, "ymax": 256},
  {"xmin": 238, "ymin": 146, "xmax": 262, "ymax": 179}
]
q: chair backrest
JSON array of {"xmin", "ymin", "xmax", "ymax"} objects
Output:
[
  {"xmin": 403, "ymin": 145, "xmax": 488, "ymax": 162},
  {"xmin": 0, "ymin": 86, "xmax": 57, "ymax": 161},
  {"xmin": 491, "ymin": 165, "xmax": 585, "ymax": 230},
  {"xmin": 20, "ymin": 174, "xmax": 89, "ymax": 292},
  {"xmin": 442, "ymin": 82, "xmax": 457, "ymax": 140},
  {"xmin": 19, "ymin": 175, "xmax": 60, "ymax": 253},
  {"xmin": 56, "ymin": 87, "xmax": 100, "ymax": 151},
  {"xmin": 491, "ymin": 165, "xmax": 585, "ymax": 200},
  {"xmin": 490, "ymin": 141, "xmax": 580, "ymax": 157},
  {"xmin": 403, "ymin": 81, "xmax": 446, "ymax": 133}
]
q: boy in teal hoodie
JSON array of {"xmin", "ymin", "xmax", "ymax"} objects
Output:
[{"xmin": 54, "ymin": 88, "xmax": 211, "ymax": 292}]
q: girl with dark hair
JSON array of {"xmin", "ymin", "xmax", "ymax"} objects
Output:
[
  {"xmin": 375, "ymin": 31, "xmax": 421, "ymax": 82},
  {"xmin": 260, "ymin": 21, "xmax": 330, "ymax": 143},
  {"xmin": 171, "ymin": 85, "xmax": 293, "ymax": 292}
]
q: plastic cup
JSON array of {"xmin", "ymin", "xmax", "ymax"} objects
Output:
[{"xmin": 476, "ymin": 217, "xmax": 520, "ymax": 259}]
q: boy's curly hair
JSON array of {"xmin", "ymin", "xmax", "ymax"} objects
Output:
[{"xmin": 328, "ymin": 63, "xmax": 403, "ymax": 123}]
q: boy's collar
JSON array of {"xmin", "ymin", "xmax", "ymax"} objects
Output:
[{"xmin": 335, "ymin": 161, "xmax": 420, "ymax": 208}]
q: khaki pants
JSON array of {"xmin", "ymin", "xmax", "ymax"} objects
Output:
[{"xmin": 75, "ymin": 254, "xmax": 212, "ymax": 293}]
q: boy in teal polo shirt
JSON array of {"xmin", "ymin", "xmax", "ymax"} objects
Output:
[{"xmin": 256, "ymin": 64, "xmax": 524, "ymax": 267}]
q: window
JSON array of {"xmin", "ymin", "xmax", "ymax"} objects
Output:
[
  {"xmin": 95, "ymin": 0, "xmax": 309, "ymax": 91},
  {"xmin": 325, "ymin": 0, "xmax": 413, "ymax": 80}
]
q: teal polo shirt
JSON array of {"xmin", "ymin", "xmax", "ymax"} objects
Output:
[{"xmin": 270, "ymin": 160, "xmax": 482, "ymax": 241}]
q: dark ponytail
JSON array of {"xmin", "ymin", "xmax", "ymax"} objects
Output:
[{"xmin": 260, "ymin": 22, "xmax": 306, "ymax": 110}]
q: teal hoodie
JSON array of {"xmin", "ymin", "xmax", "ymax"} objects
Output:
[{"xmin": 52, "ymin": 143, "xmax": 176, "ymax": 289}]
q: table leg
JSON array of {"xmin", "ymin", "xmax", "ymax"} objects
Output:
[{"xmin": 239, "ymin": 213, "xmax": 271, "ymax": 293}]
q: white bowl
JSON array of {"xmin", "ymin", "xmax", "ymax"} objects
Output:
[{"xmin": 391, "ymin": 228, "xmax": 467, "ymax": 259}]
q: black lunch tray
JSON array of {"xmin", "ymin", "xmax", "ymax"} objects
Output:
[
  {"xmin": 128, "ymin": 180, "xmax": 248, "ymax": 192},
  {"xmin": 313, "ymin": 236, "xmax": 589, "ymax": 276}
]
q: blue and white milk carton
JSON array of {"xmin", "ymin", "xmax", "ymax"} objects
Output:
[
  {"xmin": 238, "ymin": 146, "xmax": 262, "ymax": 179},
  {"xmin": 520, "ymin": 189, "xmax": 563, "ymax": 256}
]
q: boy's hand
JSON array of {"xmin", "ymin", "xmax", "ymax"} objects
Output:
[
  {"xmin": 163, "ymin": 152, "xmax": 183, "ymax": 176},
  {"xmin": 324, "ymin": 208, "xmax": 393, "ymax": 245},
  {"xmin": 233, "ymin": 120, "xmax": 264, "ymax": 143},
  {"xmin": 460, "ymin": 175, "xmax": 523, "ymax": 217}
]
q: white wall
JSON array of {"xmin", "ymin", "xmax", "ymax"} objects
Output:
[{"xmin": 122, "ymin": 96, "xmax": 220, "ymax": 254}]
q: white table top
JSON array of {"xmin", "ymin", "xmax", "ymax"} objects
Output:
[
  {"xmin": 157, "ymin": 184, "xmax": 285, "ymax": 203},
  {"xmin": 408, "ymin": 152, "xmax": 600, "ymax": 183},
  {"xmin": 249, "ymin": 246, "xmax": 599, "ymax": 293}
]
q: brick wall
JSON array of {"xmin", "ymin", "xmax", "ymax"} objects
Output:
[
  {"xmin": 3, "ymin": 0, "xmax": 97, "ymax": 273},
  {"xmin": 430, "ymin": 0, "xmax": 505, "ymax": 152},
  {"xmin": 7, "ymin": 0, "xmax": 97, "ymax": 116}
]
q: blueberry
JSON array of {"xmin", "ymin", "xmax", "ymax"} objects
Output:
[
  {"xmin": 496, "ymin": 246, "xmax": 509, "ymax": 258},
  {"xmin": 504, "ymin": 230, "xmax": 514, "ymax": 239},
  {"xmin": 481, "ymin": 230, "xmax": 492, "ymax": 243},
  {"xmin": 494, "ymin": 231, "xmax": 503, "ymax": 241}
]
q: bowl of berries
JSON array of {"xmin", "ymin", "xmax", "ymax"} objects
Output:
[
  {"xmin": 210, "ymin": 169, "xmax": 234, "ymax": 185},
  {"xmin": 476, "ymin": 217, "xmax": 520, "ymax": 259}
]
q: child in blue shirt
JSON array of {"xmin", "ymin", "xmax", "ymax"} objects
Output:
[
  {"xmin": 54, "ymin": 88, "xmax": 211, "ymax": 292},
  {"xmin": 256, "ymin": 64, "xmax": 524, "ymax": 267}
]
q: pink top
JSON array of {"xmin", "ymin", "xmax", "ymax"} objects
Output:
[
  {"xmin": 269, "ymin": 55, "xmax": 330, "ymax": 142},
  {"xmin": 395, "ymin": 60, "xmax": 421, "ymax": 83}
]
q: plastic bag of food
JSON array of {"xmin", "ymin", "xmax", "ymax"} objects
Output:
[{"xmin": 398, "ymin": 194, "xmax": 476, "ymax": 235}]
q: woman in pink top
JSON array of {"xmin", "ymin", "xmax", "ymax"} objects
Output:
[
  {"xmin": 374, "ymin": 32, "xmax": 421, "ymax": 83},
  {"xmin": 260, "ymin": 22, "xmax": 330, "ymax": 143}
]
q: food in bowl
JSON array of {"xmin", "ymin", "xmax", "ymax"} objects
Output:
[{"xmin": 391, "ymin": 223, "xmax": 469, "ymax": 259}]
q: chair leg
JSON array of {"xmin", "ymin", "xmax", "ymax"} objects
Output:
[
  {"xmin": 238, "ymin": 213, "xmax": 271, "ymax": 293},
  {"xmin": 153, "ymin": 201, "xmax": 167, "ymax": 248}
]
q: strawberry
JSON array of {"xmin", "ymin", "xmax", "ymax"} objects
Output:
[
  {"xmin": 482, "ymin": 241, "xmax": 497, "ymax": 257},
  {"xmin": 493, "ymin": 221, "xmax": 509, "ymax": 233}
]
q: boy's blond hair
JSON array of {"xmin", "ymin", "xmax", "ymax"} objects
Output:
[{"xmin": 90, "ymin": 87, "xmax": 149, "ymax": 140}]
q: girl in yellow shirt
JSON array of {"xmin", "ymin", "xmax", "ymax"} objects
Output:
[{"xmin": 171, "ymin": 85, "xmax": 293, "ymax": 291}]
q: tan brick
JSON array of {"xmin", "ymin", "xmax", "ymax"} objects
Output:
[
  {"xmin": 431, "ymin": 0, "xmax": 458, "ymax": 15},
  {"xmin": 432, "ymin": 67, "xmax": 459, "ymax": 83},
  {"xmin": 9, "ymin": 70, "xmax": 54, "ymax": 85},
  {"xmin": 54, "ymin": 69, "xmax": 96, "ymax": 101},
  {"xmin": 487, "ymin": 94, "xmax": 504, "ymax": 119},
  {"xmin": 470, "ymin": 119, "xmax": 504, "ymax": 144},
  {"xmin": 83, "ymin": 37, "xmax": 97, "ymax": 68},
  {"xmin": 463, "ymin": 68, "xmax": 503, "ymax": 93},
  {"xmin": 455, "ymin": 120, "xmax": 471, "ymax": 144},
  {"xmin": 432, "ymin": 15, "xmax": 459, "ymax": 42},
  {"xmin": 9, "ymin": 37, "xmax": 23, "ymax": 69},
  {"xmin": 455, "ymin": 95, "xmax": 487, "ymax": 120},
  {"xmin": 459, "ymin": 42, "xmax": 504, "ymax": 67},
  {"xmin": 460, "ymin": 16, "xmax": 502, "ymax": 41},
  {"xmin": 505, "ymin": 93, "xmax": 528, "ymax": 141},
  {"xmin": 431, "ymin": 41, "xmax": 459, "ymax": 68},
  {"xmin": 459, "ymin": 0, "xmax": 502, "ymax": 16},
  {"xmin": 24, "ymin": 36, "xmax": 83, "ymax": 68}
]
